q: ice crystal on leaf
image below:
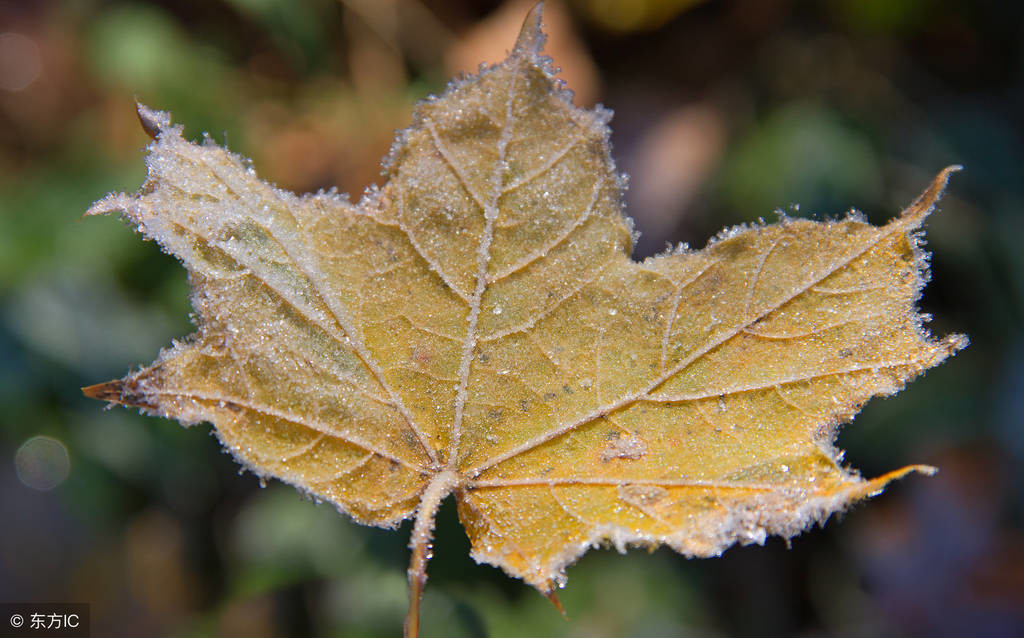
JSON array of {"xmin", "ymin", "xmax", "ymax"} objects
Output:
[{"xmin": 83, "ymin": 5, "xmax": 965, "ymax": 636}]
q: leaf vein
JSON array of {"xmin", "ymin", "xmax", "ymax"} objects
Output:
[
  {"xmin": 660, "ymin": 257, "xmax": 720, "ymax": 372},
  {"xmin": 500, "ymin": 127, "xmax": 587, "ymax": 194},
  {"xmin": 250, "ymin": 210, "xmax": 441, "ymax": 467},
  {"xmin": 395, "ymin": 177, "xmax": 474, "ymax": 304},
  {"xmin": 480, "ymin": 260, "xmax": 611, "ymax": 343},
  {"xmin": 487, "ymin": 178, "xmax": 601, "ymax": 284},
  {"xmin": 468, "ymin": 219, "xmax": 915, "ymax": 476},
  {"xmin": 151, "ymin": 389, "xmax": 424, "ymax": 472}
]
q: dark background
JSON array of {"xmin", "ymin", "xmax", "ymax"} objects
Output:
[{"xmin": 1, "ymin": 1, "xmax": 1021, "ymax": 636}]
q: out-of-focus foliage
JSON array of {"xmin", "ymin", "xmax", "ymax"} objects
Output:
[
  {"xmin": 1, "ymin": 1, "xmax": 1021, "ymax": 637},
  {"xmin": 571, "ymin": 0, "xmax": 706, "ymax": 32}
]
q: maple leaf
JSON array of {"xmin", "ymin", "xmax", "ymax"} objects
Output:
[{"xmin": 83, "ymin": 5, "xmax": 966, "ymax": 636}]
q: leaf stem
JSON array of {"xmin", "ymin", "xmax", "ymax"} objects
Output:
[{"xmin": 405, "ymin": 470, "xmax": 458, "ymax": 638}]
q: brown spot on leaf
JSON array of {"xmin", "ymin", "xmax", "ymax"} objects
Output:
[
  {"xmin": 600, "ymin": 434, "xmax": 648, "ymax": 462},
  {"xmin": 618, "ymin": 484, "xmax": 668, "ymax": 507}
]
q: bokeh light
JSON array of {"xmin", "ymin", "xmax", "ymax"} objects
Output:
[
  {"xmin": 0, "ymin": 32, "xmax": 41, "ymax": 92},
  {"xmin": 15, "ymin": 435, "xmax": 70, "ymax": 491}
]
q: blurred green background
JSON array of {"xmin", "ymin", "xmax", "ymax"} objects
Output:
[{"xmin": 1, "ymin": 1, "xmax": 1021, "ymax": 636}]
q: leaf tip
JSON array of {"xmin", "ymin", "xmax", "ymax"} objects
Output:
[
  {"xmin": 82, "ymin": 377, "xmax": 155, "ymax": 410},
  {"xmin": 134, "ymin": 100, "xmax": 171, "ymax": 140},
  {"xmin": 902, "ymin": 165, "xmax": 961, "ymax": 221},
  {"xmin": 83, "ymin": 191, "xmax": 138, "ymax": 219},
  {"xmin": 861, "ymin": 464, "xmax": 938, "ymax": 498},
  {"xmin": 82, "ymin": 379, "xmax": 125, "ymax": 402},
  {"xmin": 544, "ymin": 591, "xmax": 568, "ymax": 619},
  {"xmin": 945, "ymin": 332, "xmax": 970, "ymax": 355},
  {"xmin": 514, "ymin": 2, "xmax": 546, "ymax": 57}
]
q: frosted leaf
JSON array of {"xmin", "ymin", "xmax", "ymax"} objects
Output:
[{"xmin": 83, "ymin": 5, "xmax": 965, "ymax": 636}]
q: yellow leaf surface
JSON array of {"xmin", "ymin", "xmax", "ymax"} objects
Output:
[{"xmin": 83, "ymin": 5, "xmax": 965, "ymax": 634}]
